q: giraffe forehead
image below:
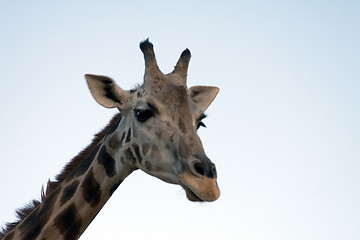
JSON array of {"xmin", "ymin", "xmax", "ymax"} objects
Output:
[{"xmin": 139, "ymin": 83, "xmax": 192, "ymax": 114}]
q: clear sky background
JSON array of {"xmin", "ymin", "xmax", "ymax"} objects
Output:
[{"xmin": 0, "ymin": 1, "xmax": 359, "ymax": 240}]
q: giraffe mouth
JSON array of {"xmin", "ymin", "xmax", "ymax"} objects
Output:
[
  {"xmin": 180, "ymin": 183, "xmax": 204, "ymax": 202},
  {"xmin": 178, "ymin": 171, "xmax": 220, "ymax": 202}
]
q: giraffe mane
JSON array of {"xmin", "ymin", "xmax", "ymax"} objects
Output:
[{"xmin": 0, "ymin": 113, "xmax": 123, "ymax": 239}]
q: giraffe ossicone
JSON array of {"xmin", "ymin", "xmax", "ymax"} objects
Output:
[{"xmin": 1, "ymin": 39, "xmax": 220, "ymax": 240}]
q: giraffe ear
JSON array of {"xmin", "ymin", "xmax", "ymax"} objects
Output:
[
  {"xmin": 85, "ymin": 74, "xmax": 130, "ymax": 109},
  {"xmin": 188, "ymin": 86, "xmax": 220, "ymax": 112}
]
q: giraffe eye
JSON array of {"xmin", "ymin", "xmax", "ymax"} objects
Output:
[{"xmin": 134, "ymin": 109, "xmax": 153, "ymax": 122}]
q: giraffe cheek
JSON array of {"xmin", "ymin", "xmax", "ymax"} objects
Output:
[
  {"xmin": 142, "ymin": 143, "xmax": 150, "ymax": 156},
  {"xmin": 150, "ymin": 145, "xmax": 161, "ymax": 160},
  {"xmin": 178, "ymin": 138, "xmax": 188, "ymax": 159}
]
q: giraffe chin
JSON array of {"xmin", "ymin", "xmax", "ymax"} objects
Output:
[
  {"xmin": 179, "ymin": 172, "xmax": 220, "ymax": 202},
  {"xmin": 182, "ymin": 185, "xmax": 204, "ymax": 202}
]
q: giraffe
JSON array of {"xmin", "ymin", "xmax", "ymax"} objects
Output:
[{"xmin": 0, "ymin": 39, "xmax": 220, "ymax": 240}]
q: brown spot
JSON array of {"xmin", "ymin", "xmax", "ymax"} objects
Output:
[
  {"xmin": 65, "ymin": 145, "xmax": 100, "ymax": 183},
  {"xmin": 155, "ymin": 131, "xmax": 162, "ymax": 139},
  {"xmin": 172, "ymin": 149, "xmax": 179, "ymax": 160},
  {"xmin": 120, "ymin": 131, "xmax": 126, "ymax": 143},
  {"xmin": 142, "ymin": 143, "xmax": 150, "ymax": 156},
  {"xmin": 150, "ymin": 145, "xmax": 161, "ymax": 160},
  {"xmin": 145, "ymin": 161, "xmax": 152, "ymax": 171},
  {"xmin": 169, "ymin": 132, "xmax": 175, "ymax": 142},
  {"xmin": 60, "ymin": 180, "xmax": 80, "ymax": 205},
  {"xmin": 97, "ymin": 146, "xmax": 116, "ymax": 177},
  {"xmin": 124, "ymin": 148, "xmax": 136, "ymax": 164},
  {"xmin": 125, "ymin": 128, "xmax": 132, "ymax": 143},
  {"xmin": 81, "ymin": 168, "xmax": 101, "ymax": 207},
  {"xmin": 54, "ymin": 203, "xmax": 82, "ymax": 240}
]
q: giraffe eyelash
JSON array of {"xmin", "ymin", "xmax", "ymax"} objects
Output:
[
  {"xmin": 197, "ymin": 121, "xmax": 206, "ymax": 129},
  {"xmin": 199, "ymin": 113, "xmax": 207, "ymax": 121},
  {"xmin": 196, "ymin": 113, "xmax": 207, "ymax": 130}
]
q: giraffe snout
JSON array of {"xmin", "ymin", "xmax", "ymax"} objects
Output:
[{"xmin": 179, "ymin": 158, "xmax": 220, "ymax": 202}]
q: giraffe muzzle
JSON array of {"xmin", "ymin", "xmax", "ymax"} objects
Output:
[{"xmin": 178, "ymin": 157, "xmax": 220, "ymax": 202}]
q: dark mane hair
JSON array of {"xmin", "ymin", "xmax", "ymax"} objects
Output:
[{"xmin": 0, "ymin": 113, "xmax": 122, "ymax": 239}]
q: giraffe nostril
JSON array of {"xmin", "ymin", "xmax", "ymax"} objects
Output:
[{"xmin": 194, "ymin": 162, "xmax": 205, "ymax": 176}]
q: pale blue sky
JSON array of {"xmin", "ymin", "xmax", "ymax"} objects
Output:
[{"xmin": 0, "ymin": 1, "xmax": 359, "ymax": 240}]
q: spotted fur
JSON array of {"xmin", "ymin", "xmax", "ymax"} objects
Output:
[
  {"xmin": 81, "ymin": 168, "xmax": 101, "ymax": 207},
  {"xmin": 0, "ymin": 114, "xmax": 122, "ymax": 239},
  {"xmin": 97, "ymin": 146, "xmax": 116, "ymax": 177},
  {"xmin": 54, "ymin": 203, "xmax": 82, "ymax": 240}
]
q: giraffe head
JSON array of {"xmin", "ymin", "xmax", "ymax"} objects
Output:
[{"xmin": 85, "ymin": 40, "xmax": 220, "ymax": 202}]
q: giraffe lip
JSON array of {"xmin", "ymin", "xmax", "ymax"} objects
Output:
[
  {"xmin": 180, "ymin": 183, "xmax": 204, "ymax": 202},
  {"xmin": 178, "ymin": 172, "xmax": 220, "ymax": 202}
]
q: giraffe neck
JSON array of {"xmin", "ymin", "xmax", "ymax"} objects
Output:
[{"xmin": 3, "ymin": 114, "xmax": 138, "ymax": 240}]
